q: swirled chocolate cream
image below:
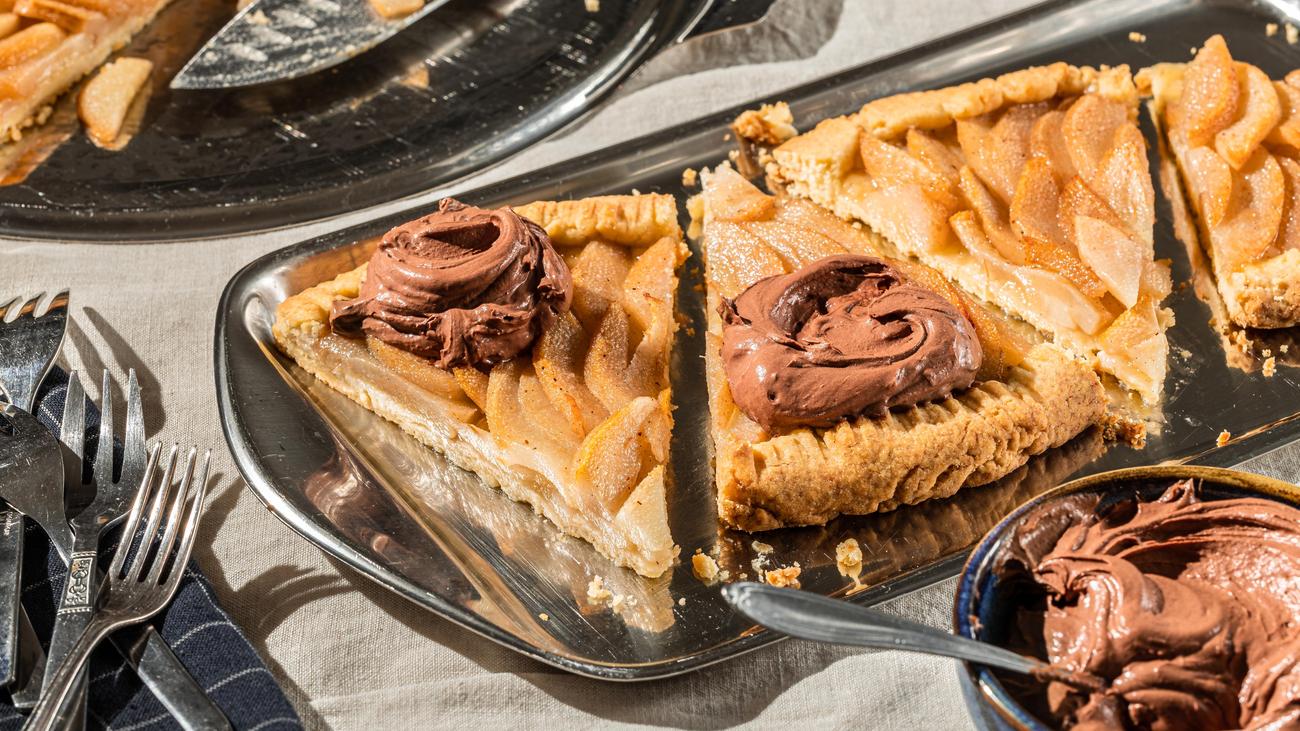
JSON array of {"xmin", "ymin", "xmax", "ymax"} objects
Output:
[
  {"xmin": 1002, "ymin": 480, "xmax": 1300, "ymax": 730},
  {"xmin": 718, "ymin": 254, "xmax": 983, "ymax": 429},
  {"xmin": 330, "ymin": 198, "xmax": 572, "ymax": 369}
]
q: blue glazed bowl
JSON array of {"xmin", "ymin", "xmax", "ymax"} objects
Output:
[{"xmin": 951, "ymin": 465, "xmax": 1300, "ymax": 731}]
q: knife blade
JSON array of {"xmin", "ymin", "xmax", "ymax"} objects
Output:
[{"xmin": 170, "ymin": 0, "xmax": 452, "ymax": 89}]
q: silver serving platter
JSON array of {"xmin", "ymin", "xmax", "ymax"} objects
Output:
[{"xmin": 216, "ymin": 0, "xmax": 1300, "ymax": 680}]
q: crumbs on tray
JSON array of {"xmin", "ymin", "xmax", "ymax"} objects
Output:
[
  {"xmin": 691, "ymin": 552, "xmax": 720, "ymax": 583},
  {"xmin": 765, "ymin": 565, "xmax": 801, "ymax": 589},
  {"xmin": 1217, "ymin": 430, "xmax": 1232, "ymax": 447},
  {"xmin": 1128, "ymin": 31, "xmax": 1146, "ymax": 43},
  {"xmin": 835, "ymin": 538, "xmax": 863, "ymax": 578}
]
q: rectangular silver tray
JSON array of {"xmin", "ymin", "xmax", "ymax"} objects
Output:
[{"xmin": 216, "ymin": 0, "xmax": 1300, "ymax": 680}]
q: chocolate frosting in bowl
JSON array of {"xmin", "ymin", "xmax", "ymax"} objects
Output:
[
  {"xmin": 718, "ymin": 254, "xmax": 982, "ymax": 429},
  {"xmin": 330, "ymin": 198, "xmax": 571, "ymax": 369},
  {"xmin": 1011, "ymin": 480, "xmax": 1300, "ymax": 730}
]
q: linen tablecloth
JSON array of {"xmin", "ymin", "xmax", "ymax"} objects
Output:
[{"xmin": 7, "ymin": 1, "xmax": 1299, "ymax": 728}]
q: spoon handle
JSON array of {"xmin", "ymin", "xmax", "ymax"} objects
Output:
[{"xmin": 724, "ymin": 582, "xmax": 1046, "ymax": 676}]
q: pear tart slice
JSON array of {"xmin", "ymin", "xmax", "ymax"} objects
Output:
[
  {"xmin": 274, "ymin": 195, "xmax": 687, "ymax": 578},
  {"xmin": 1141, "ymin": 36, "xmax": 1300, "ymax": 329},
  {"xmin": 768, "ymin": 63, "xmax": 1173, "ymax": 402},
  {"xmin": 699, "ymin": 165, "xmax": 1105, "ymax": 531},
  {"xmin": 0, "ymin": 0, "xmax": 172, "ymax": 141}
]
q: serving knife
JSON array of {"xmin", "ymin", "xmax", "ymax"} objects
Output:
[{"xmin": 170, "ymin": 0, "xmax": 453, "ymax": 89}]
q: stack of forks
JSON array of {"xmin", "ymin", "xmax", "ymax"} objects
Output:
[{"xmin": 0, "ymin": 292, "xmax": 229, "ymax": 730}]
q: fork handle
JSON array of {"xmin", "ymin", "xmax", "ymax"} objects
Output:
[
  {"xmin": 0, "ymin": 507, "xmax": 26, "ymax": 687},
  {"xmin": 39, "ymin": 532, "xmax": 100, "ymax": 731},
  {"xmin": 24, "ymin": 614, "xmax": 120, "ymax": 731}
]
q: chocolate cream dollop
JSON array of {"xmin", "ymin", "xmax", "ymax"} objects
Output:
[
  {"xmin": 1010, "ymin": 480, "xmax": 1300, "ymax": 731},
  {"xmin": 330, "ymin": 198, "xmax": 571, "ymax": 369},
  {"xmin": 718, "ymin": 254, "xmax": 982, "ymax": 429}
]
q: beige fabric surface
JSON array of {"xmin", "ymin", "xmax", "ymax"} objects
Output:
[{"xmin": 16, "ymin": 1, "xmax": 1296, "ymax": 728}]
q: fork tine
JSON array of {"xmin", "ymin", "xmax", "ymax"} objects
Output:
[
  {"xmin": 109, "ymin": 443, "xmax": 162, "ymax": 579},
  {"xmin": 40, "ymin": 290, "xmax": 69, "ymax": 318},
  {"xmin": 94, "ymin": 371, "xmax": 114, "ymax": 485},
  {"xmin": 124, "ymin": 444, "xmax": 179, "ymax": 585},
  {"xmin": 161, "ymin": 450, "xmax": 209, "ymax": 594},
  {"xmin": 145, "ymin": 447, "xmax": 197, "ymax": 586},
  {"xmin": 61, "ymin": 372, "xmax": 86, "ymax": 487},
  {"xmin": 11, "ymin": 292, "xmax": 45, "ymax": 322},
  {"xmin": 123, "ymin": 370, "xmax": 145, "ymax": 477},
  {"xmin": 0, "ymin": 295, "xmax": 21, "ymax": 322}
]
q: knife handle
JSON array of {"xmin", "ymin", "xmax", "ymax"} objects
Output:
[
  {"xmin": 121, "ymin": 624, "xmax": 233, "ymax": 731},
  {"xmin": 0, "ymin": 507, "xmax": 28, "ymax": 688}
]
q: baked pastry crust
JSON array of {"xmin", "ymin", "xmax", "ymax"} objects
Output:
[
  {"xmin": 699, "ymin": 166, "xmax": 1106, "ymax": 531},
  {"xmin": 1140, "ymin": 42, "xmax": 1300, "ymax": 329},
  {"xmin": 768, "ymin": 63, "xmax": 1173, "ymax": 402},
  {"xmin": 274, "ymin": 194, "xmax": 687, "ymax": 578},
  {"xmin": 0, "ymin": 0, "xmax": 172, "ymax": 141}
]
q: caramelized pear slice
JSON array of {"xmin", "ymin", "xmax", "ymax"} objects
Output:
[
  {"xmin": 860, "ymin": 133, "xmax": 959, "ymax": 208},
  {"xmin": 1062, "ymin": 94, "xmax": 1128, "ymax": 187},
  {"xmin": 569, "ymin": 241, "xmax": 631, "ymax": 331},
  {"xmin": 742, "ymin": 220, "xmax": 843, "ymax": 268},
  {"xmin": 366, "ymin": 337, "xmax": 478, "ymax": 422},
  {"xmin": 1094, "ymin": 124, "xmax": 1156, "ymax": 250},
  {"xmin": 1010, "ymin": 156, "xmax": 1067, "ymax": 249},
  {"xmin": 1212, "ymin": 147, "xmax": 1284, "ymax": 272},
  {"xmin": 956, "ymin": 102, "xmax": 1049, "ymax": 205},
  {"xmin": 1074, "ymin": 215, "xmax": 1145, "ymax": 308},
  {"xmin": 572, "ymin": 396, "xmax": 658, "ymax": 512},
  {"xmin": 707, "ymin": 164, "xmax": 777, "ymax": 223},
  {"xmin": 1276, "ymin": 156, "xmax": 1300, "ymax": 254},
  {"xmin": 1179, "ymin": 34, "xmax": 1240, "ymax": 147},
  {"xmin": 534, "ymin": 312, "xmax": 608, "ymax": 436},
  {"xmin": 906, "ymin": 128, "xmax": 964, "ymax": 182},
  {"xmin": 705, "ymin": 221, "xmax": 786, "ymax": 299},
  {"xmin": 486, "ymin": 360, "xmax": 578, "ymax": 455},
  {"xmin": 958, "ymin": 166, "xmax": 1027, "ymax": 264},
  {"xmin": 584, "ymin": 305, "xmax": 638, "ymax": 413},
  {"xmin": 452, "ymin": 367, "xmax": 489, "ymax": 412},
  {"xmin": 1215, "ymin": 62, "xmax": 1281, "ymax": 170},
  {"xmin": 1029, "ymin": 109, "xmax": 1077, "ymax": 183},
  {"xmin": 1266, "ymin": 79, "xmax": 1300, "ymax": 151},
  {"xmin": 1181, "ymin": 145, "xmax": 1234, "ymax": 228},
  {"xmin": 857, "ymin": 184, "xmax": 955, "ymax": 253}
]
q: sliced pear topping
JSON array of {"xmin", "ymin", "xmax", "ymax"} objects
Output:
[
  {"xmin": 452, "ymin": 367, "xmax": 489, "ymax": 412},
  {"xmin": 906, "ymin": 128, "xmax": 964, "ymax": 182},
  {"xmin": 1074, "ymin": 215, "xmax": 1145, "ymax": 308},
  {"xmin": 1029, "ymin": 109, "xmax": 1077, "ymax": 183},
  {"xmin": 1179, "ymin": 34, "xmax": 1240, "ymax": 147},
  {"xmin": 1276, "ymin": 156, "xmax": 1300, "ymax": 254},
  {"xmin": 571, "ymin": 396, "xmax": 659, "ymax": 512},
  {"xmin": 1212, "ymin": 147, "xmax": 1284, "ymax": 272},
  {"xmin": 1062, "ymin": 94, "xmax": 1128, "ymax": 187},
  {"xmin": 856, "ymin": 184, "xmax": 955, "ymax": 253},
  {"xmin": 1215, "ymin": 62, "xmax": 1281, "ymax": 170},
  {"xmin": 1181, "ymin": 145, "xmax": 1234, "ymax": 227},
  {"xmin": 569, "ymin": 241, "xmax": 631, "ymax": 331},
  {"xmin": 956, "ymin": 102, "xmax": 1048, "ymax": 205},
  {"xmin": 860, "ymin": 133, "xmax": 958, "ymax": 208},
  {"xmin": 485, "ymin": 360, "xmax": 578, "ymax": 454},
  {"xmin": 534, "ymin": 312, "xmax": 608, "ymax": 436},
  {"xmin": 1094, "ymin": 124, "xmax": 1156, "ymax": 250},
  {"xmin": 958, "ymin": 166, "xmax": 1027, "ymax": 264},
  {"xmin": 706, "ymin": 164, "xmax": 777, "ymax": 223},
  {"xmin": 584, "ymin": 305, "xmax": 639, "ymax": 413},
  {"xmin": 1265, "ymin": 79, "xmax": 1300, "ymax": 151},
  {"xmin": 705, "ymin": 221, "xmax": 786, "ymax": 299},
  {"xmin": 1010, "ymin": 156, "xmax": 1067, "ymax": 248}
]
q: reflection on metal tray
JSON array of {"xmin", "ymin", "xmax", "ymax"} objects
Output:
[
  {"xmin": 0, "ymin": 0, "xmax": 711, "ymax": 242},
  {"xmin": 216, "ymin": 0, "xmax": 1300, "ymax": 680}
]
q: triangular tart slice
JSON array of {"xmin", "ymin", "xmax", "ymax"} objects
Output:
[
  {"xmin": 1141, "ymin": 35, "xmax": 1300, "ymax": 329},
  {"xmin": 768, "ymin": 63, "xmax": 1173, "ymax": 402},
  {"xmin": 0, "ymin": 0, "xmax": 173, "ymax": 141},
  {"xmin": 698, "ymin": 165, "xmax": 1106, "ymax": 531},
  {"xmin": 274, "ymin": 194, "xmax": 687, "ymax": 578}
]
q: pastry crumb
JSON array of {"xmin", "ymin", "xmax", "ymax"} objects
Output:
[
  {"xmin": 1100, "ymin": 413, "xmax": 1147, "ymax": 449},
  {"xmin": 610, "ymin": 595, "xmax": 625, "ymax": 613},
  {"xmin": 751, "ymin": 540, "xmax": 773, "ymax": 555},
  {"xmin": 764, "ymin": 566, "xmax": 802, "ymax": 589},
  {"xmin": 1217, "ymin": 430, "xmax": 1231, "ymax": 447},
  {"xmin": 678, "ymin": 597, "xmax": 686, "ymax": 607},
  {"xmin": 1127, "ymin": 31, "xmax": 1146, "ymax": 43},
  {"xmin": 1282, "ymin": 344, "xmax": 1291, "ymax": 354},
  {"xmin": 1263, "ymin": 357, "xmax": 1277, "ymax": 377},
  {"xmin": 1288, "ymin": 23, "xmax": 1298, "ymax": 44},
  {"xmin": 835, "ymin": 538, "xmax": 863, "ymax": 577},
  {"xmin": 584, "ymin": 0, "xmax": 599, "ymax": 10},
  {"xmin": 1267, "ymin": 22, "xmax": 1279, "ymax": 36},
  {"xmin": 681, "ymin": 167, "xmax": 698, "ymax": 187},
  {"xmin": 691, "ymin": 553, "xmax": 720, "ymax": 583},
  {"xmin": 586, "ymin": 576, "xmax": 613, "ymax": 606},
  {"xmin": 538, "ymin": 612, "xmax": 549, "ymax": 622},
  {"xmin": 732, "ymin": 102, "xmax": 797, "ymax": 146}
]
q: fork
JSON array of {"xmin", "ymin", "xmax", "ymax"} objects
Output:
[
  {"xmin": 25, "ymin": 442, "xmax": 211, "ymax": 731},
  {"xmin": 0, "ymin": 291, "xmax": 68, "ymax": 689},
  {"xmin": 41, "ymin": 371, "xmax": 147, "ymax": 728}
]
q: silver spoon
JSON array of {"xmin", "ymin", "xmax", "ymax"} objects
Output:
[{"xmin": 722, "ymin": 582, "xmax": 1106, "ymax": 693}]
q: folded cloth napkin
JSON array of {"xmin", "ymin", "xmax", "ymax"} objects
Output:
[{"xmin": 0, "ymin": 369, "xmax": 302, "ymax": 731}]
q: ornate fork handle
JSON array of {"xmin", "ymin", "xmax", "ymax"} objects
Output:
[{"xmin": 27, "ymin": 611, "xmax": 128, "ymax": 731}]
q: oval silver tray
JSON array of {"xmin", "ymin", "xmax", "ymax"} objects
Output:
[{"xmin": 216, "ymin": 0, "xmax": 1300, "ymax": 679}]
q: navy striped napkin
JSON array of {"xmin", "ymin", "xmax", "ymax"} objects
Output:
[{"xmin": 0, "ymin": 370, "xmax": 302, "ymax": 731}]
